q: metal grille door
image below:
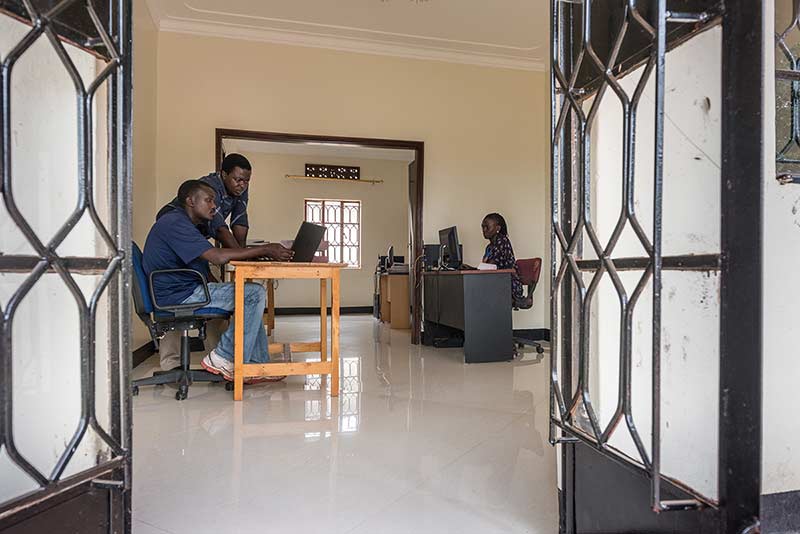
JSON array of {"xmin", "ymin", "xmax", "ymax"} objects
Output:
[
  {"xmin": 549, "ymin": 1, "xmax": 762, "ymax": 532},
  {"xmin": 0, "ymin": 1, "xmax": 132, "ymax": 532}
]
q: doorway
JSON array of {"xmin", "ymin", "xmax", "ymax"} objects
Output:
[{"xmin": 215, "ymin": 129, "xmax": 425, "ymax": 344}]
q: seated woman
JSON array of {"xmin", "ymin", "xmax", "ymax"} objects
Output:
[{"xmin": 480, "ymin": 213, "xmax": 531, "ymax": 308}]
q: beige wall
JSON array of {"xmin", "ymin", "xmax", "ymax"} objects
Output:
[
  {"xmin": 220, "ymin": 151, "xmax": 410, "ymax": 307},
  {"xmin": 132, "ymin": 0, "xmax": 158, "ymax": 348},
  {"xmin": 153, "ymin": 33, "xmax": 549, "ymax": 328}
]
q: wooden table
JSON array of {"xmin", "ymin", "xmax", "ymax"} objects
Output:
[{"xmin": 229, "ymin": 261, "xmax": 345, "ymax": 401}]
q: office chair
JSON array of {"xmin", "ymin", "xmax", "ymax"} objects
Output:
[
  {"xmin": 131, "ymin": 242, "xmax": 232, "ymax": 400},
  {"xmin": 513, "ymin": 257, "xmax": 545, "ymax": 355}
]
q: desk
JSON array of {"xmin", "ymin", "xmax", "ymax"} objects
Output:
[
  {"xmin": 422, "ymin": 269, "xmax": 514, "ymax": 363},
  {"xmin": 379, "ymin": 273, "xmax": 410, "ymax": 329},
  {"xmin": 229, "ymin": 261, "xmax": 345, "ymax": 401}
]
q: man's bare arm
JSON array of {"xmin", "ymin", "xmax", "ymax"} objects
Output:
[
  {"xmin": 232, "ymin": 225, "xmax": 248, "ymax": 248},
  {"xmin": 215, "ymin": 227, "xmax": 241, "ymax": 249},
  {"xmin": 200, "ymin": 243, "xmax": 293, "ymax": 265}
]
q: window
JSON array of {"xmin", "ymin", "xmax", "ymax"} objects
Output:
[{"xmin": 304, "ymin": 199, "xmax": 361, "ymax": 268}]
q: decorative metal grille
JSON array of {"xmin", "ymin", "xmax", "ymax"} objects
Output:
[
  {"xmin": 0, "ymin": 0, "xmax": 132, "ymax": 525},
  {"xmin": 305, "ymin": 163, "xmax": 360, "ymax": 181},
  {"xmin": 550, "ymin": 0, "xmax": 724, "ymax": 513},
  {"xmin": 305, "ymin": 199, "xmax": 361, "ymax": 268},
  {"xmin": 777, "ymin": 0, "xmax": 800, "ymax": 184}
]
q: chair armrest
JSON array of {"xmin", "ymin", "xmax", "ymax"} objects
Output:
[{"xmin": 148, "ymin": 268, "xmax": 211, "ymax": 314}]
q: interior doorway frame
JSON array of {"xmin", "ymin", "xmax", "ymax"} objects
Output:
[{"xmin": 214, "ymin": 128, "xmax": 425, "ymax": 344}]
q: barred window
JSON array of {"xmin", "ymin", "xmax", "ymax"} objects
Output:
[
  {"xmin": 305, "ymin": 199, "xmax": 361, "ymax": 268},
  {"xmin": 305, "ymin": 163, "xmax": 360, "ymax": 180}
]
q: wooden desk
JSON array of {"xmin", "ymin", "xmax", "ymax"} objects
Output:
[
  {"xmin": 229, "ymin": 261, "xmax": 345, "ymax": 401},
  {"xmin": 422, "ymin": 269, "xmax": 514, "ymax": 363},
  {"xmin": 379, "ymin": 273, "xmax": 410, "ymax": 329}
]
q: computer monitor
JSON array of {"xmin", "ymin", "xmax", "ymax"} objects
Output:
[
  {"xmin": 424, "ymin": 243, "xmax": 462, "ymax": 270},
  {"xmin": 438, "ymin": 226, "xmax": 462, "ymax": 269}
]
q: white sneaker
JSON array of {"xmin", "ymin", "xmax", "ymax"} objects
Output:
[{"xmin": 201, "ymin": 350, "xmax": 234, "ymax": 381}]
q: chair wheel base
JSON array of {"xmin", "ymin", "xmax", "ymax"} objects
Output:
[{"xmin": 175, "ymin": 387, "xmax": 188, "ymax": 401}]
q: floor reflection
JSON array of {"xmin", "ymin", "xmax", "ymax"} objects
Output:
[{"xmin": 131, "ymin": 315, "xmax": 558, "ymax": 534}]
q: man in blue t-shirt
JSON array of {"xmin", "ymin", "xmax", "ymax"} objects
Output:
[
  {"xmin": 155, "ymin": 153, "xmax": 255, "ymax": 369},
  {"xmin": 143, "ymin": 179, "xmax": 294, "ymax": 382}
]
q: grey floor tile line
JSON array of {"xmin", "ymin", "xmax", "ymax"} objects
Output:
[{"xmin": 134, "ymin": 518, "xmax": 176, "ymax": 534}]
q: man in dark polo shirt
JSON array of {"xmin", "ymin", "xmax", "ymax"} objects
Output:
[
  {"xmin": 156, "ymin": 153, "xmax": 254, "ymax": 369},
  {"xmin": 144, "ymin": 179, "xmax": 293, "ymax": 381},
  {"xmin": 156, "ymin": 152, "xmax": 253, "ymax": 248}
]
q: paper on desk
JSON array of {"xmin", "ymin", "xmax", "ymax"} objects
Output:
[{"xmin": 477, "ymin": 262, "xmax": 497, "ymax": 270}]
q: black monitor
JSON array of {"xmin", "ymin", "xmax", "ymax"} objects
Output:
[
  {"xmin": 424, "ymin": 243, "xmax": 462, "ymax": 270},
  {"xmin": 438, "ymin": 226, "xmax": 462, "ymax": 269}
]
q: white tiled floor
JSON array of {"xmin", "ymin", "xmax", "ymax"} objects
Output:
[{"xmin": 132, "ymin": 315, "xmax": 558, "ymax": 534}]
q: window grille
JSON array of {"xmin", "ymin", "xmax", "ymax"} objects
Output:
[
  {"xmin": 776, "ymin": 0, "xmax": 800, "ymax": 184},
  {"xmin": 305, "ymin": 164, "xmax": 360, "ymax": 181},
  {"xmin": 305, "ymin": 199, "xmax": 361, "ymax": 268}
]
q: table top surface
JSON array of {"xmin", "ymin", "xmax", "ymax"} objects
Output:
[{"xmin": 227, "ymin": 261, "xmax": 347, "ymax": 269}]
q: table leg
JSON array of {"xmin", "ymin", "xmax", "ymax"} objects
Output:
[
  {"xmin": 267, "ymin": 279, "xmax": 275, "ymax": 335},
  {"xmin": 320, "ymin": 278, "xmax": 327, "ymax": 362},
  {"xmin": 331, "ymin": 271, "xmax": 340, "ymax": 397},
  {"xmin": 234, "ymin": 270, "xmax": 245, "ymax": 401}
]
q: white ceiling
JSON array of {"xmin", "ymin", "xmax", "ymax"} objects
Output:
[
  {"xmin": 224, "ymin": 138, "xmax": 417, "ymax": 163},
  {"xmin": 144, "ymin": 0, "xmax": 547, "ymax": 71}
]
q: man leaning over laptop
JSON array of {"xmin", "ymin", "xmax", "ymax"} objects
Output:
[{"xmin": 143, "ymin": 179, "xmax": 293, "ymax": 383}]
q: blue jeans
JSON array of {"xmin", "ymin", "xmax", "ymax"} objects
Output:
[{"xmin": 182, "ymin": 282, "xmax": 270, "ymax": 363}]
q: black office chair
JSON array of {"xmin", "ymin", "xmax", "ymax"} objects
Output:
[
  {"xmin": 131, "ymin": 242, "xmax": 232, "ymax": 400},
  {"xmin": 513, "ymin": 257, "xmax": 545, "ymax": 355}
]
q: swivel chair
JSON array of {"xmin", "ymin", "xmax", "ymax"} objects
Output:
[
  {"xmin": 513, "ymin": 257, "xmax": 545, "ymax": 355},
  {"xmin": 131, "ymin": 242, "xmax": 232, "ymax": 400}
]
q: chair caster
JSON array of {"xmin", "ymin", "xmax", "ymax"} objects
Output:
[
  {"xmin": 225, "ymin": 382, "xmax": 234, "ymax": 392},
  {"xmin": 536, "ymin": 346, "xmax": 544, "ymax": 354},
  {"xmin": 132, "ymin": 385, "xmax": 139, "ymax": 396},
  {"xmin": 175, "ymin": 387, "xmax": 188, "ymax": 401}
]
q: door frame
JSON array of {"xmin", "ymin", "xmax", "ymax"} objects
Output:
[{"xmin": 215, "ymin": 128, "xmax": 425, "ymax": 344}]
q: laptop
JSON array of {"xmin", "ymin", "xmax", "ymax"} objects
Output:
[{"xmin": 290, "ymin": 222, "xmax": 326, "ymax": 262}]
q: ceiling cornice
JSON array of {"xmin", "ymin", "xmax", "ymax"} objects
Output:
[
  {"xmin": 143, "ymin": 0, "xmax": 164, "ymax": 30},
  {"xmin": 156, "ymin": 16, "xmax": 546, "ymax": 72}
]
